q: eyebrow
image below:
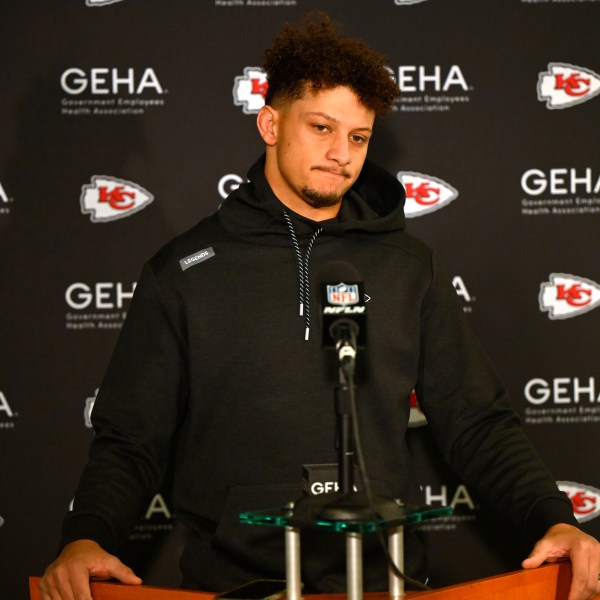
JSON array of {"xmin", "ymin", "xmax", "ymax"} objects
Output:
[{"xmin": 306, "ymin": 111, "xmax": 373, "ymax": 133}]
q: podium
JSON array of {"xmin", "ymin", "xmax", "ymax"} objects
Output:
[{"xmin": 29, "ymin": 562, "xmax": 600, "ymax": 599}]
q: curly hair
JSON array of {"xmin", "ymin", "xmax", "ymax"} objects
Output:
[{"xmin": 262, "ymin": 12, "xmax": 399, "ymax": 116}]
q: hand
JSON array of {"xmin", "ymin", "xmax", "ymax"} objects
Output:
[
  {"xmin": 40, "ymin": 539, "xmax": 142, "ymax": 600},
  {"xmin": 522, "ymin": 523, "xmax": 600, "ymax": 600}
]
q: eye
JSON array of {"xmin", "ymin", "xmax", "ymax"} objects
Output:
[
  {"xmin": 313, "ymin": 124, "xmax": 329, "ymax": 134},
  {"xmin": 351, "ymin": 134, "xmax": 368, "ymax": 145}
]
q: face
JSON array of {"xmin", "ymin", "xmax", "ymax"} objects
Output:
[{"xmin": 259, "ymin": 86, "xmax": 375, "ymax": 220}]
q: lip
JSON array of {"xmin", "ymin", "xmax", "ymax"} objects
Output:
[{"xmin": 314, "ymin": 167, "xmax": 349, "ymax": 180}]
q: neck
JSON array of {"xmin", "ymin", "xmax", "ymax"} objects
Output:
[{"xmin": 277, "ymin": 195, "xmax": 341, "ymax": 222}]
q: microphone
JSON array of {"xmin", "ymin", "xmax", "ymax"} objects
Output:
[{"xmin": 319, "ymin": 261, "xmax": 367, "ymax": 373}]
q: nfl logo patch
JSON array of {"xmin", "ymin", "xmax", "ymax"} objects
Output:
[{"xmin": 327, "ymin": 283, "xmax": 359, "ymax": 306}]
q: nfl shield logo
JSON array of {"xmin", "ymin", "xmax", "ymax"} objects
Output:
[{"xmin": 327, "ymin": 283, "xmax": 359, "ymax": 306}]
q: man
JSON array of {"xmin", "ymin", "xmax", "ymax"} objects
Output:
[{"xmin": 41, "ymin": 12, "xmax": 599, "ymax": 600}]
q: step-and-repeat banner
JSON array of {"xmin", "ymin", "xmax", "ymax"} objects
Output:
[{"xmin": 1, "ymin": 1, "xmax": 599, "ymax": 597}]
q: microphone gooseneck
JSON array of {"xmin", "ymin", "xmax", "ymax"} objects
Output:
[{"xmin": 318, "ymin": 260, "xmax": 367, "ymax": 375}]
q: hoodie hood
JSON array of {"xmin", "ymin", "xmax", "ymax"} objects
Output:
[
  {"xmin": 217, "ymin": 154, "xmax": 407, "ymax": 341},
  {"xmin": 218, "ymin": 154, "xmax": 406, "ymax": 245}
]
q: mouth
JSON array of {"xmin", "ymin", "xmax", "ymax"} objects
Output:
[{"xmin": 312, "ymin": 166, "xmax": 351, "ymax": 179}]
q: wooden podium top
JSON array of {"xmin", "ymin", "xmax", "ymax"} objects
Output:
[{"xmin": 29, "ymin": 562, "xmax": 599, "ymax": 600}]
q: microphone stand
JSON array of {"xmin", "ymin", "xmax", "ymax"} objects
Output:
[
  {"xmin": 315, "ymin": 336, "xmax": 407, "ymax": 600},
  {"xmin": 290, "ymin": 321, "xmax": 408, "ymax": 600},
  {"xmin": 316, "ymin": 354, "xmax": 404, "ymax": 523},
  {"xmin": 336, "ymin": 366, "xmax": 355, "ymax": 496}
]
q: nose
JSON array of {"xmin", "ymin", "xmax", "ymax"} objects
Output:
[{"xmin": 326, "ymin": 133, "xmax": 351, "ymax": 166}]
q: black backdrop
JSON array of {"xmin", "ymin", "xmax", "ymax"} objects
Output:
[{"xmin": 1, "ymin": 1, "xmax": 599, "ymax": 598}]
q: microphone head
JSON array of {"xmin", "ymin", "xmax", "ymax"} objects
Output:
[{"xmin": 319, "ymin": 261, "xmax": 367, "ymax": 349}]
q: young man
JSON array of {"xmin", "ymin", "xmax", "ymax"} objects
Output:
[{"xmin": 41, "ymin": 13, "xmax": 599, "ymax": 600}]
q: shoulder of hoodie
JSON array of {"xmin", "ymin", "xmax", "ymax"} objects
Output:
[
  {"xmin": 356, "ymin": 227, "xmax": 438, "ymax": 274},
  {"xmin": 142, "ymin": 211, "xmax": 225, "ymax": 280}
]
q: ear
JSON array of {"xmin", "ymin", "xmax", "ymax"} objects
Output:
[{"xmin": 256, "ymin": 105, "xmax": 279, "ymax": 145}]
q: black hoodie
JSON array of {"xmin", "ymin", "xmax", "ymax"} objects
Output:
[{"xmin": 62, "ymin": 156, "xmax": 576, "ymax": 591}]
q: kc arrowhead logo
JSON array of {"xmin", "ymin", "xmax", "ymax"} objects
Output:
[
  {"xmin": 233, "ymin": 67, "xmax": 268, "ymax": 114},
  {"xmin": 539, "ymin": 273, "xmax": 600, "ymax": 319},
  {"xmin": 84, "ymin": 389, "xmax": 98, "ymax": 428},
  {"xmin": 408, "ymin": 390, "xmax": 427, "ymax": 428},
  {"xmin": 80, "ymin": 176, "xmax": 154, "ymax": 222},
  {"xmin": 397, "ymin": 171, "xmax": 459, "ymax": 218},
  {"xmin": 558, "ymin": 481, "xmax": 600, "ymax": 523},
  {"xmin": 537, "ymin": 63, "xmax": 600, "ymax": 110}
]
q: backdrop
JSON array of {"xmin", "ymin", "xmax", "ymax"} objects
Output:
[{"xmin": 1, "ymin": 1, "xmax": 599, "ymax": 598}]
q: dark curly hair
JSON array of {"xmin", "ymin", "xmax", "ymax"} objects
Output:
[{"xmin": 262, "ymin": 12, "xmax": 399, "ymax": 116}]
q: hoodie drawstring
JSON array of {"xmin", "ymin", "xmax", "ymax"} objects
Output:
[{"xmin": 283, "ymin": 210, "xmax": 323, "ymax": 341}]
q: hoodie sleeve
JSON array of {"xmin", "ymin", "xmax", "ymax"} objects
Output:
[
  {"xmin": 414, "ymin": 252, "xmax": 576, "ymax": 547},
  {"xmin": 61, "ymin": 261, "xmax": 188, "ymax": 553}
]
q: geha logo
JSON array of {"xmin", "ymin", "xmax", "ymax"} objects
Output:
[
  {"xmin": 66, "ymin": 282, "xmax": 136, "ymax": 310},
  {"xmin": 525, "ymin": 377, "xmax": 600, "ymax": 405},
  {"xmin": 390, "ymin": 64, "xmax": 472, "ymax": 113},
  {"xmin": 395, "ymin": 65, "xmax": 468, "ymax": 93},
  {"xmin": 0, "ymin": 181, "xmax": 9, "ymax": 203},
  {"xmin": 539, "ymin": 273, "xmax": 600, "ymax": 320},
  {"xmin": 453, "ymin": 276, "xmax": 475, "ymax": 314},
  {"xmin": 537, "ymin": 63, "xmax": 600, "ymax": 110},
  {"xmin": 142, "ymin": 493, "xmax": 172, "ymax": 520},
  {"xmin": 0, "ymin": 180, "xmax": 11, "ymax": 215},
  {"xmin": 129, "ymin": 493, "xmax": 174, "ymax": 542},
  {"xmin": 0, "ymin": 391, "xmax": 17, "ymax": 429},
  {"xmin": 80, "ymin": 176, "xmax": 154, "ymax": 222},
  {"xmin": 218, "ymin": 173, "xmax": 246, "ymax": 199},
  {"xmin": 65, "ymin": 281, "xmax": 134, "ymax": 331},
  {"xmin": 423, "ymin": 484, "xmax": 477, "ymax": 511},
  {"xmin": 521, "ymin": 167, "xmax": 600, "ymax": 196},
  {"xmin": 398, "ymin": 171, "xmax": 459, "ymax": 217},
  {"xmin": 419, "ymin": 483, "xmax": 478, "ymax": 531},
  {"xmin": 61, "ymin": 67, "xmax": 163, "ymax": 95},
  {"xmin": 69, "ymin": 493, "xmax": 172, "ymax": 542},
  {"xmin": 233, "ymin": 67, "xmax": 268, "ymax": 114},
  {"xmin": 558, "ymin": 481, "xmax": 600, "ymax": 523}
]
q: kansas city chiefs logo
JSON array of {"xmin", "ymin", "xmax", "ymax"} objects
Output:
[
  {"xmin": 233, "ymin": 67, "xmax": 268, "ymax": 114},
  {"xmin": 558, "ymin": 481, "xmax": 600, "ymax": 523},
  {"xmin": 397, "ymin": 171, "xmax": 459, "ymax": 217},
  {"xmin": 408, "ymin": 390, "xmax": 427, "ymax": 428},
  {"xmin": 80, "ymin": 176, "xmax": 154, "ymax": 223},
  {"xmin": 84, "ymin": 389, "xmax": 98, "ymax": 429},
  {"xmin": 539, "ymin": 273, "xmax": 600, "ymax": 320},
  {"xmin": 537, "ymin": 63, "xmax": 600, "ymax": 110}
]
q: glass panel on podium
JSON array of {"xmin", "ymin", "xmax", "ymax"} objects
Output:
[{"xmin": 240, "ymin": 494, "xmax": 452, "ymax": 600}]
